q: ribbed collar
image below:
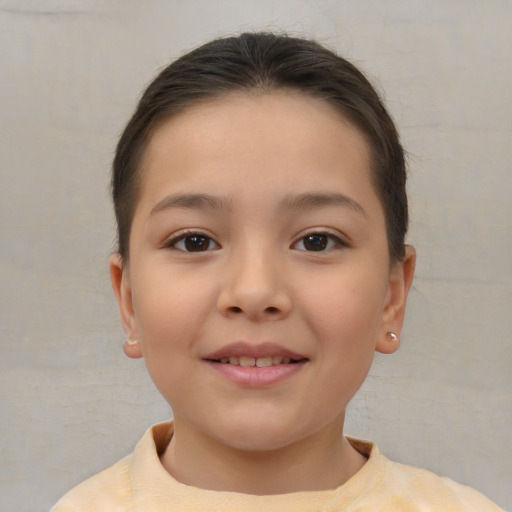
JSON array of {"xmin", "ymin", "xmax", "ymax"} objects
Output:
[{"xmin": 129, "ymin": 421, "xmax": 390, "ymax": 512}]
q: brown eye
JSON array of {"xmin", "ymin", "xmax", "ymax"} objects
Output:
[
  {"xmin": 184, "ymin": 235, "xmax": 210, "ymax": 251},
  {"xmin": 303, "ymin": 234, "xmax": 328, "ymax": 251},
  {"xmin": 293, "ymin": 233, "xmax": 343, "ymax": 252},
  {"xmin": 170, "ymin": 234, "xmax": 219, "ymax": 252}
]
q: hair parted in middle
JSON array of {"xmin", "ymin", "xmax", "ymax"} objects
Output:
[{"xmin": 112, "ymin": 32, "xmax": 408, "ymax": 262}]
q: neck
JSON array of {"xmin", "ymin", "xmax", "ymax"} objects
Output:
[{"xmin": 159, "ymin": 416, "xmax": 367, "ymax": 495}]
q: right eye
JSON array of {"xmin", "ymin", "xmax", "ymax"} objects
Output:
[{"xmin": 167, "ymin": 233, "xmax": 220, "ymax": 252}]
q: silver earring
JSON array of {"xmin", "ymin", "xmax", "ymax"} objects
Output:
[
  {"xmin": 387, "ymin": 332, "xmax": 398, "ymax": 342},
  {"xmin": 126, "ymin": 338, "xmax": 139, "ymax": 346}
]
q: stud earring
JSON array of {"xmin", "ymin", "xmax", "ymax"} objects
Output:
[
  {"xmin": 125, "ymin": 338, "xmax": 139, "ymax": 346},
  {"xmin": 386, "ymin": 332, "xmax": 398, "ymax": 342}
]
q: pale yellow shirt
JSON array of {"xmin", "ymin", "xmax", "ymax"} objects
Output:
[{"xmin": 52, "ymin": 422, "xmax": 503, "ymax": 511}]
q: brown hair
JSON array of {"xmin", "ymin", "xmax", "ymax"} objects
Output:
[{"xmin": 112, "ymin": 32, "xmax": 408, "ymax": 261}]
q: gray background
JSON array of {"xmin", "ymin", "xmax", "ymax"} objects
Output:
[{"xmin": 1, "ymin": 1, "xmax": 511, "ymax": 511}]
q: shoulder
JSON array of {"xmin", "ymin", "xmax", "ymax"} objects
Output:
[
  {"xmin": 389, "ymin": 462, "xmax": 502, "ymax": 510},
  {"xmin": 371, "ymin": 445, "xmax": 504, "ymax": 511},
  {"xmin": 50, "ymin": 422, "xmax": 173, "ymax": 512},
  {"xmin": 346, "ymin": 438, "xmax": 503, "ymax": 511},
  {"xmin": 50, "ymin": 455, "xmax": 132, "ymax": 512}
]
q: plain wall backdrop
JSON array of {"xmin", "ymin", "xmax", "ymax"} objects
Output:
[{"xmin": 1, "ymin": 1, "xmax": 510, "ymax": 510}]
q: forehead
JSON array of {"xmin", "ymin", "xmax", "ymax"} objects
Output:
[
  {"xmin": 137, "ymin": 91, "xmax": 378, "ymax": 213},
  {"xmin": 148, "ymin": 90, "xmax": 366, "ymax": 147}
]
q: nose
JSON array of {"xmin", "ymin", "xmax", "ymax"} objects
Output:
[{"xmin": 216, "ymin": 244, "xmax": 292, "ymax": 322}]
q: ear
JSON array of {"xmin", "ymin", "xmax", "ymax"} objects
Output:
[
  {"xmin": 375, "ymin": 245, "xmax": 416, "ymax": 354},
  {"xmin": 109, "ymin": 253, "xmax": 143, "ymax": 359}
]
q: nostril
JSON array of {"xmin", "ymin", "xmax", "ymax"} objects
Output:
[
  {"xmin": 229, "ymin": 306, "xmax": 243, "ymax": 313},
  {"xmin": 265, "ymin": 306, "xmax": 279, "ymax": 314}
]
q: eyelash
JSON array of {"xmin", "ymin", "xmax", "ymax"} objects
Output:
[
  {"xmin": 292, "ymin": 231, "xmax": 347, "ymax": 252},
  {"xmin": 163, "ymin": 231, "xmax": 220, "ymax": 252},
  {"xmin": 162, "ymin": 230, "xmax": 347, "ymax": 253}
]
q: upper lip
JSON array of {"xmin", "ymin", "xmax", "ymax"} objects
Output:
[{"xmin": 203, "ymin": 342, "xmax": 308, "ymax": 361}]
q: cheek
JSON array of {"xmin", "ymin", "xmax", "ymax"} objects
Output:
[
  {"xmin": 130, "ymin": 271, "xmax": 213, "ymax": 404},
  {"xmin": 297, "ymin": 265, "xmax": 388, "ymax": 389},
  {"xmin": 131, "ymin": 269, "xmax": 214, "ymax": 353},
  {"xmin": 299, "ymin": 266, "xmax": 387, "ymax": 338}
]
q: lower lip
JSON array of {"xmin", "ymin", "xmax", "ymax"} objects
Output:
[{"xmin": 204, "ymin": 360, "xmax": 307, "ymax": 387}]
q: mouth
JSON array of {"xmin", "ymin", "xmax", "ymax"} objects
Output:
[
  {"xmin": 202, "ymin": 342, "xmax": 309, "ymax": 387},
  {"xmin": 206, "ymin": 355, "xmax": 305, "ymax": 367},
  {"xmin": 203, "ymin": 342, "xmax": 308, "ymax": 366}
]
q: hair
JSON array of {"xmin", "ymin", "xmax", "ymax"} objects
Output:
[{"xmin": 112, "ymin": 32, "xmax": 408, "ymax": 262}]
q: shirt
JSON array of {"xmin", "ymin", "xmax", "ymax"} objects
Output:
[{"xmin": 52, "ymin": 421, "xmax": 504, "ymax": 511}]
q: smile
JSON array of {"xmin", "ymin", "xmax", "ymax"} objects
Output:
[
  {"xmin": 203, "ymin": 342, "xmax": 309, "ymax": 387},
  {"xmin": 203, "ymin": 342, "xmax": 307, "ymax": 366},
  {"xmin": 211, "ymin": 356, "xmax": 300, "ymax": 367}
]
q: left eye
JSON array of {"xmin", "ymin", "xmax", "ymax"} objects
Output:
[
  {"xmin": 293, "ymin": 233, "xmax": 343, "ymax": 252},
  {"xmin": 169, "ymin": 234, "xmax": 220, "ymax": 252}
]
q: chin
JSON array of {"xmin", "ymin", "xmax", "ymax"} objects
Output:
[
  {"xmin": 223, "ymin": 433, "xmax": 296, "ymax": 453},
  {"xmin": 213, "ymin": 415, "xmax": 313, "ymax": 453}
]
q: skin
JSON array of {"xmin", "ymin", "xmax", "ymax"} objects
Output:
[{"xmin": 110, "ymin": 91, "xmax": 416, "ymax": 494}]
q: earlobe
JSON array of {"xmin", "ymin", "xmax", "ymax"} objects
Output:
[
  {"xmin": 375, "ymin": 245, "xmax": 416, "ymax": 354},
  {"xmin": 123, "ymin": 338, "xmax": 143, "ymax": 359},
  {"xmin": 377, "ymin": 331, "xmax": 400, "ymax": 354},
  {"xmin": 109, "ymin": 253, "xmax": 143, "ymax": 359}
]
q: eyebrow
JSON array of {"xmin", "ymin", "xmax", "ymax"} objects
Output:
[
  {"xmin": 150, "ymin": 191, "xmax": 367, "ymax": 218},
  {"xmin": 280, "ymin": 192, "xmax": 367, "ymax": 218},
  {"xmin": 150, "ymin": 193, "xmax": 231, "ymax": 215}
]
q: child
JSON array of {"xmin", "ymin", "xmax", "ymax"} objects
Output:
[{"xmin": 52, "ymin": 32, "xmax": 503, "ymax": 511}]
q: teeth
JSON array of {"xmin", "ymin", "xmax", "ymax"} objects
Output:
[
  {"xmin": 256, "ymin": 357, "xmax": 272, "ymax": 367},
  {"xmin": 239, "ymin": 356, "xmax": 256, "ymax": 367},
  {"xmin": 217, "ymin": 356, "xmax": 297, "ymax": 366}
]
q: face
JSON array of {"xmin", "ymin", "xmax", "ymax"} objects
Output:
[{"xmin": 111, "ymin": 92, "xmax": 415, "ymax": 453}]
